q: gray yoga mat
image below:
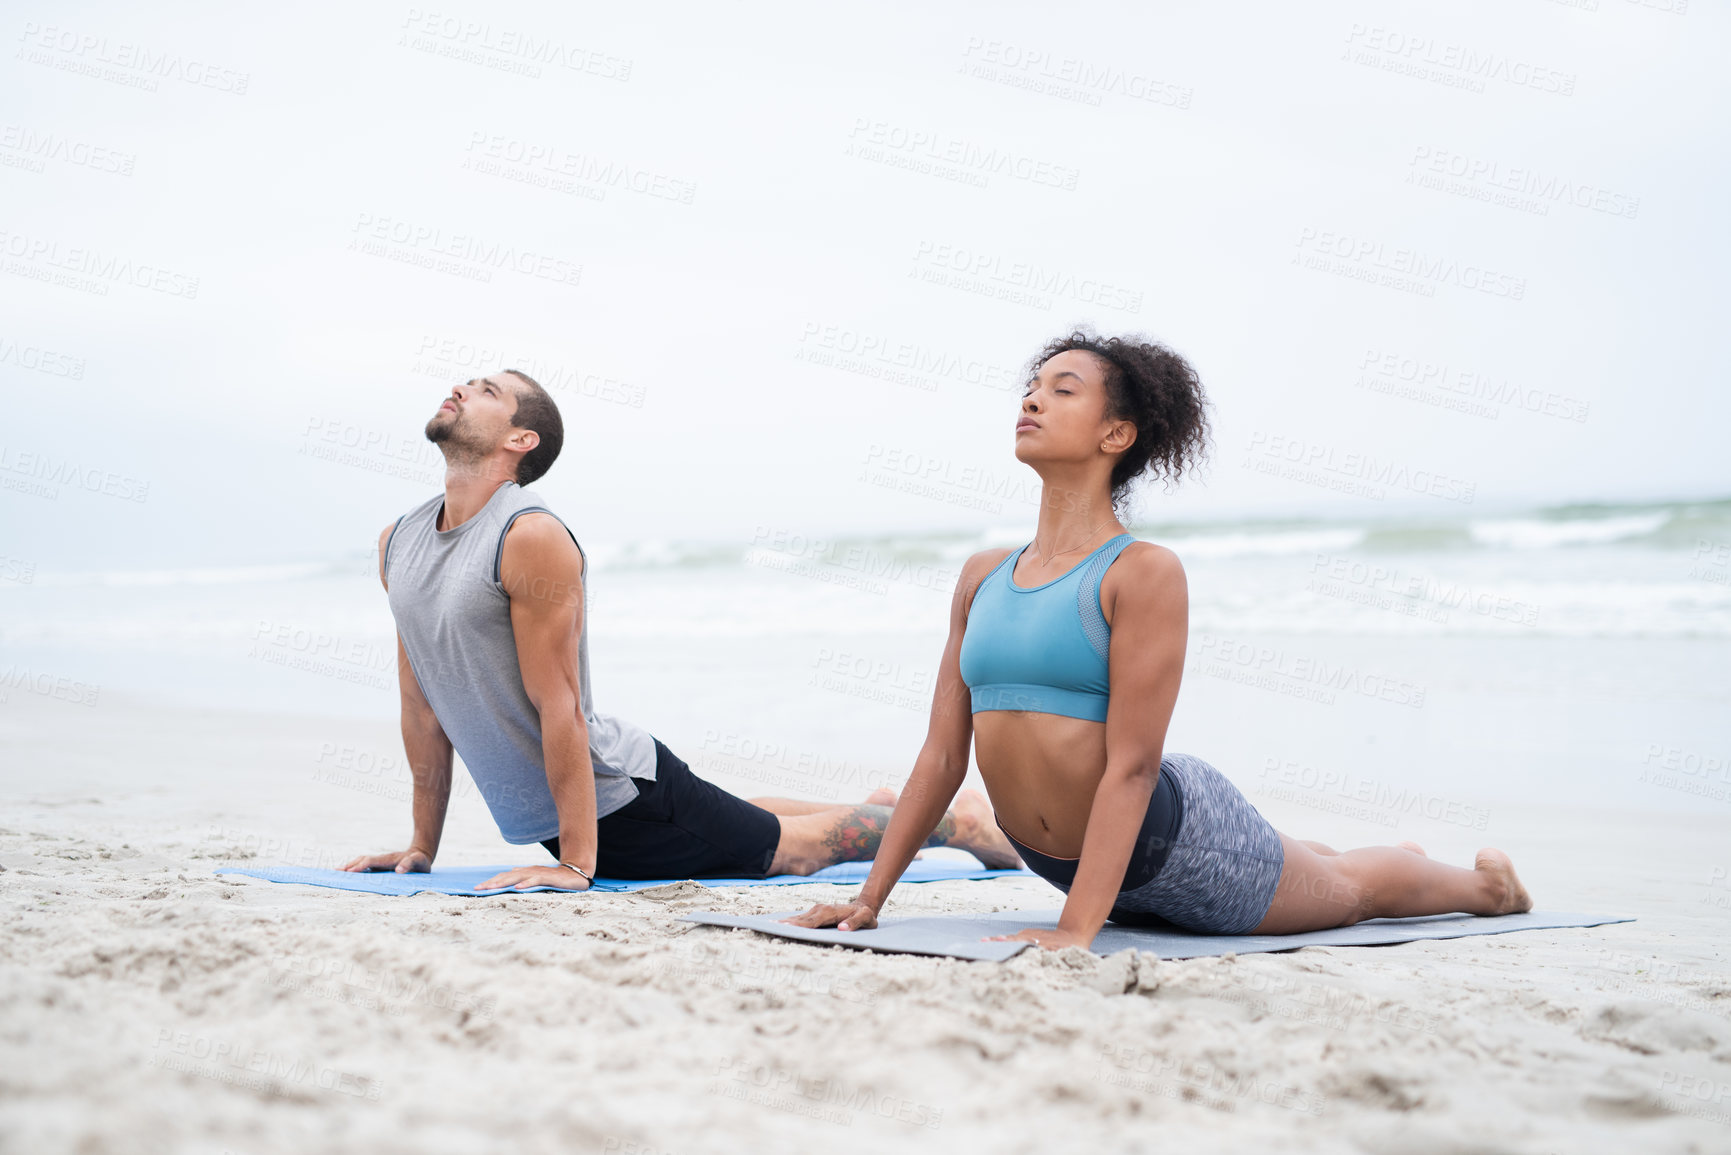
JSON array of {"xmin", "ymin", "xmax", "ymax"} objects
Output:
[{"xmin": 680, "ymin": 908, "xmax": 1636, "ymax": 962}]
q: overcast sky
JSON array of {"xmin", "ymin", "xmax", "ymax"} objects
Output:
[{"xmin": 3, "ymin": 0, "xmax": 1726, "ymax": 569}]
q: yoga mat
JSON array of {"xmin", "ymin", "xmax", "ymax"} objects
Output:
[
  {"xmin": 213, "ymin": 859, "xmax": 1031, "ymax": 897},
  {"xmin": 679, "ymin": 908, "xmax": 1637, "ymax": 962}
]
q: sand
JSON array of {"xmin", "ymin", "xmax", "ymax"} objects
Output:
[{"xmin": 2, "ymin": 692, "xmax": 1730, "ymax": 1155}]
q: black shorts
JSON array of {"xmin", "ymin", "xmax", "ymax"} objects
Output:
[{"xmin": 540, "ymin": 738, "xmax": 782, "ymax": 879}]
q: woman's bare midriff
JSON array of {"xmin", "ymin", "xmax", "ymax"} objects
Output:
[{"xmin": 973, "ymin": 711, "xmax": 1108, "ymax": 858}]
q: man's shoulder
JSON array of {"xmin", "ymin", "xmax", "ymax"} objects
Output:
[
  {"xmin": 498, "ymin": 485, "xmax": 575, "ymax": 544},
  {"xmin": 391, "ymin": 491, "xmax": 447, "ymax": 531},
  {"xmin": 498, "ymin": 503, "xmax": 583, "ymax": 593},
  {"xmin": 380, "ymin": 493, "xmax": 448, "ymax": 586},
  {"xmin": 503, "ymin": 510, "xmax": 577, "ymax": 549}
]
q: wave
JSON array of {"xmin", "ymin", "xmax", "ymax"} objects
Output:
[
  {"xmin": 1152, "ymin": 495, "xmax": 1731, "ymax": 559},
  {"xmin": 8, "ymin": 495, "xmax": 1725, "ymax": 592},
  {"xmin": 1467, "ymin": 512, "xmax": 1672, "ymax": 550},
  {"xmin": 1161, "ymin": 528, "xmax": 1366, "ymax": 559}
]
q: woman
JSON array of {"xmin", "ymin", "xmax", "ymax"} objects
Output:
[{"xmin": 790, "ymin": 332, "xmax": 1530, "ymax": 949}]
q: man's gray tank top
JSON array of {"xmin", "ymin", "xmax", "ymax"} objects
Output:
[{"xmin": 383, "ymin": 482, "xmax": 655, "ymax": 844}]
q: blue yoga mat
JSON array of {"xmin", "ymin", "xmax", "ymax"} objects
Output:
[{"xmin": 214, "ymin": 859, "xmax": 1031, "ymax": 896}]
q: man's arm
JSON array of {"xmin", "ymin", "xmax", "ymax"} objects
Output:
[
  {"xmin": 396, "ymin": 631, "xmax": 455, "ymax": 864},
  {"xmin": 474, "ymin": 513, "xmax": 596, "ymax": 892},
  {"xmin": 342, "ymin": 524, "xmax": 454, "ymax": 873}
]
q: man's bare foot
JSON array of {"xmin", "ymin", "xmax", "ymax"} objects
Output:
[
  {"xmin": 1474, "ymin": 848, "xmax": 1532, "ymax": 915},
  {"xmin": 948, "ymin": 788, "xmax": 1022, "ymax": 870},
  {"xmin": 865, "ymin": 787, "xmax": 899, "ymax": 807},
  {"xmin": 1397, "ymin": 841, "xmax": 1427, "ymax": 857}
]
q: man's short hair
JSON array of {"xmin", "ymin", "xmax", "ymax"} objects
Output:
[{"xmin": 504, "ymin": 369, "xmax": 563, "ymax": 486}]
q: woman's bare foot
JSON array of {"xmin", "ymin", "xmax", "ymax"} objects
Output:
[
  {"xmin": 865, "ymin": 787, "xmax": 899, "ymax": 807},
  {"xmin": 1474, "ymin": 848, "xmax": 1532, "ymax": 915},
  {"xmin": 947, "ymin": 788, "xmax": 1022, "ymax": 869},
  {"xmin": 1397, "ymin": 841, "xmax": 1427, "ymax": 857}
]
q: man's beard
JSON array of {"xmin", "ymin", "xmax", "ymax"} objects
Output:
[{"xmin": 425, "ymin": 412, "xmax": 487, "ymax": 465}]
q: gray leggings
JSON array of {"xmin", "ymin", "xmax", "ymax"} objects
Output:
[
  {"xmin": 1111, "ymin": 754, "xmax": 1285, "ymax": 933},
  {"xmin": 1024, "ymin": 754, "xmax": 1286, "ymax": 935}
]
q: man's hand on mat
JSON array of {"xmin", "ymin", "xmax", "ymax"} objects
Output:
[
  {"xmin": 783, "ymin": 901, "xmax": 879, "ymax": 932},
  {"xmin": 474, "ymin": 865, "xmax": 591, "ymax": 892},
  {"xmin": 340, "ymin": 848, "xmax": 432, "ymax": 873},
  {"xmin": 985, "ymin": 927, "xmax": 1093, "ymax": 951}
]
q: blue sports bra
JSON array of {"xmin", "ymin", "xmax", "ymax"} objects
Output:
[{"xmin": 958, "ymin": 534, "xmax": 1138, "ymax": 723}]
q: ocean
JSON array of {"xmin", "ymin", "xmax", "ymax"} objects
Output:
[{"xmin": 3, "ymin": 496, "xmax": 1727, "ymax": 823}]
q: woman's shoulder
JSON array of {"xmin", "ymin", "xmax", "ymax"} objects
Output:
[
  {"xmin": 1117, "ymin": 536, "xmax": 1181, "ymax": 567},
  {"xmin": 955, "ymin": 543, "xmax": 1017, "ymax": 592},
  {"xmin": 1109, "ymin": 538, "xmax": 1187, "ymax": 593},
  {"xmin": 953, "ymin": 546, "xmax": 1019, "ymax": 615},
  {"xmin": 961, "ymin": 545, "xmax": 1019, "ymax": 582}
]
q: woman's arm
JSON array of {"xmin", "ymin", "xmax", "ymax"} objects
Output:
[
  {"xmin": 995, "ymin": 544, "xmax": 1189, "ymax": 948},
  {"xmin": 783, "ymin": 548, "xmax": 1007, "ymax": 930}
]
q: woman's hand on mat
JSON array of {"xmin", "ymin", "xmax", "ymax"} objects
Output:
[
  {"xmin": 340, "ymin": 848, "xmax": 432, "ymax": 873},
  {"xmin": 474, "ymin": 864, "xmax": 591, "ymax": 892},
  {"xmin": 783, "ymin": 901, "xmax": 879, "ymax": 932},
  {"xmin": 985, "ymin": 927, "xmax": 1093, "ymax": 951}
]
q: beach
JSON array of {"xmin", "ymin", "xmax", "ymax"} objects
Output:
[
  {"xmin": 3, "ymin": 536, "xmax": 1729, "ymax": 1154},
  {"xmin": 6, "ymin": 0, "xmax": 1728, "ymax": 1147}
]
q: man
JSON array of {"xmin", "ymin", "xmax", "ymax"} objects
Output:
[{"xmin": 341, "ymin": 369, "xmax": 1018, "ymax": 890}]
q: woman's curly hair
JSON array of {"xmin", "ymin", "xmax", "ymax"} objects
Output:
[{"xmin": 1028, "ymin": 329, "xmax": 1212, "ymax": 512}]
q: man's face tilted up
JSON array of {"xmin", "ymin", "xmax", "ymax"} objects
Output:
[{"xmin": 424, "ymin": 372, "xmax": 525, "ymax": 466}]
